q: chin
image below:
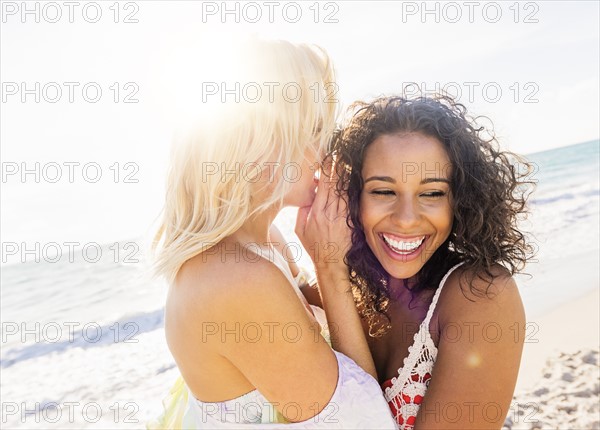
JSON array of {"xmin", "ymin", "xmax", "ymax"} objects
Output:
[
  {"xmin": 373, "ymin": 246, "xmax": 428, "ymax": 281},
  {"xmin": 378, "ymin": 260, "xmax": 418, "ymax": 280}
]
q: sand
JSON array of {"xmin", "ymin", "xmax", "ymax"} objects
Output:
[{"xmin": 505, "ymin": 288, "xmax": 600, "ymax": 429}]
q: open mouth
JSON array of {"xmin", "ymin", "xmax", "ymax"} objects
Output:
[{"xmin": 381, "ymin": 233, "xmax": 427, "ymax": 256}]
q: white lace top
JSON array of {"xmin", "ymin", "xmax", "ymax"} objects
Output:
[{"xmin": 382, "ymin": 263, "xmax": 464, "ymax": 429}]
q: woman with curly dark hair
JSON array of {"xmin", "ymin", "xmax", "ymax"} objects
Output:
[{"xmin": 313, "ymin": 95, "xmax": 535, "ymax": 429}]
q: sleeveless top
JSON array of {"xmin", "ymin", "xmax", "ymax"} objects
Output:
[
  {"xmin": 381, "ymin": 263, "xmax": 464, "ymax": 429},
  {"xmin": 146, "ymin": 244, "xmax": 398, "ymax": 429}
]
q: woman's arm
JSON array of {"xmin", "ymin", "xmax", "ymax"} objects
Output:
[
  {"xmin": 313, "ymin": 269, "xmax": 378, "ymax": 379},
  {"xmin": 414, "ymin": 269, "xmax": 526, "ymax": 429},
  {"xmin": 175, "ymin": 249, "xmax": 397, "ymax": 428},
  {"xmin": 295, "ymin": 162, "xmax": 378, "ymax": 379},
  {"xmin": 181, "ymin": 255, "xmax": 340, "ymax": 422}
]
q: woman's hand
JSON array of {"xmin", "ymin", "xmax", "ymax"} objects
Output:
[
  {"xmin": 295, "ymin": 155, "xmax": 351, "ymax": 287},
  {"xmin": 294, "ymin": 155, "xmax": 378, "ymax": 378}
]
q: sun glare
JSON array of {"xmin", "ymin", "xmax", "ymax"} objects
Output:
[{"xmin": 152, "ymin": 31, "xmax": 261, "ymax": 132}]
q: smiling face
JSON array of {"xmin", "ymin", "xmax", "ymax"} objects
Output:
[{"xmin": 359, "ymin": 132, "xmax": 454, "ymax": 281}]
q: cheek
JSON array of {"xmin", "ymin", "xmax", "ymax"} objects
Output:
[
  {"xmin": 302, "ymin": 161, "xmax": 318, "ymax": 185},
  {"xmin": 445, "ymin": 195, "xmax": 454, "ymax": 231},
  {"xmin": 292, "ymin": 163, "xmax": 313, "ymax": 190},
  {"xmin": 358, "ymin": 196, "xmax": 380, "ymax": 244},
  {"xmin": 359, "ymin": 193, "xmax": 390, "ymax": 224},
  {"xmin": 444, "ymin": 214, "xmax": 454, "ymax": 237},
  {"xmin": 437, "ymin": 204, "xmax": 454, "ymax": 238}
]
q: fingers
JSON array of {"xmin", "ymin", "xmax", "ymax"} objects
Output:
[
  {"xmin": 323, "ymin": 152, "xmax": 346, "ymax": 221},
  {"xmin": 330, "ymin": 152, "xmax": 343, "ymax": 215},
  {"xmin": 320, "ymin": 153, "xmax": 334, "ymax": 182},
  {"xmin": 311, "ymin": 152, "xmax": 346, "ymax": 226},
  {"xmin": 316, "ymin": 154, "xmax": 336, "ymax": 214},
  {"xmin": 312, "ymin": 160, "xmax": 330, "ymax": 213}
]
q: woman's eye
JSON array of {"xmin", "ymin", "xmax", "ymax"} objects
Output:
[
  {"xmin": 421, "ymin": 191, "xmax": 446, "ymax": 198},
  {"xmin": 370, "ymin": 190, "xmax": 395, "ymax": 196}
]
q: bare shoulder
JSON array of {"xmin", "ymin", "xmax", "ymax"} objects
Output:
[
  {"xmin": 169, "ymin": 240, "xmax": 305, "ymax": 322},
  {"xmin": 437, "ymin": 264, "xmax": 525, "ymax": 324},
  {"xmin": 417, "ymin": 268, "xmax": 527, "ymax": 429},
  {"xmin": 167, "ymin": 241, "xmax": 340, "ymax": 421}
]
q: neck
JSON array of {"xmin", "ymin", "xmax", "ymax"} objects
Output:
[
  {"xmin": 388, "ymin": 276, "xmax": 420, "ymax": 301},
  {"xmin": 233, "ymin": 205, "xmax": 279, "ymax": 245}
]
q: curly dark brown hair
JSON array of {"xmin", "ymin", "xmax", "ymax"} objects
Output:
[{"xmin": 330, "ymin": 95, "xmax": 535, "ymax": 336}]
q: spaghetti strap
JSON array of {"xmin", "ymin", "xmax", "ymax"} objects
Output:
[
  {"xmin": 383, "ymin": 262, "xmax": 466, "ymax": 427},
  {"xmin": 240, "ymin": 242, "xmax": 299, "ymax": 289},
  {"xmin": 239, "ymin": 242, "xmax": 321, "ymax": 322},
  {"xmin": 422, "ymin": 262, "xmax": 465, "ymax": 327}
]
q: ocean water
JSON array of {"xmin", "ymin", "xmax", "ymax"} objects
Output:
[
  {"xmin": 515, "ymin": 139, "xmax": 600, "ymax": 316},
  {"xmin": 526, "ymin": 139, "xmax": 599, "ymax": 257},
  {"xmin": 0, "ymin": 140, "xmax": 598, "ymax": 428}
]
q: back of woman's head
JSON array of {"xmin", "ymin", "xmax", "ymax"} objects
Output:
[
  {"xmin": 333, "ymin": 95, "xmax": 535, "ymax": 335},
  {"xmin": 153, "ymin": 36, "xmax": 337, "ymax": 283}
]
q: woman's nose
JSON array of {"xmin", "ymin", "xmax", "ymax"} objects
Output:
[{"xmin": 390, "ymin": 197, "xmax": 420, "ymax": 228}]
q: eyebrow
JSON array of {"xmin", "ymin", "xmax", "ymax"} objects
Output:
[{"xmin": 364, "ymin": 176, "xmax": 450, "ymax": 185}]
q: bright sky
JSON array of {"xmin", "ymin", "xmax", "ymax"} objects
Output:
[{"xmin": 1, "ymin": 0, "xmax": 599, "ymax": 255}]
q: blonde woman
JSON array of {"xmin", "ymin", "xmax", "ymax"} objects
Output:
[{"xmin": 148, "ymin": 37, "xmax": 397, "ymax": 428}]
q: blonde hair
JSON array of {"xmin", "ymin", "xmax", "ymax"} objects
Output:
[{"xmin": 153, "ymin": 36, "xmax": 337, "ymax": 283}]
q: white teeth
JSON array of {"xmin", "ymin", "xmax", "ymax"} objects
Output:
[{"xmin": 382, "ymin": 234, "xmax": 425, "ymax": 254}]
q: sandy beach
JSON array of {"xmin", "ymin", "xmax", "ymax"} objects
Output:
[{"xmin": 506, "ymin": 279, "xmax": 600, "ymax": 429}]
